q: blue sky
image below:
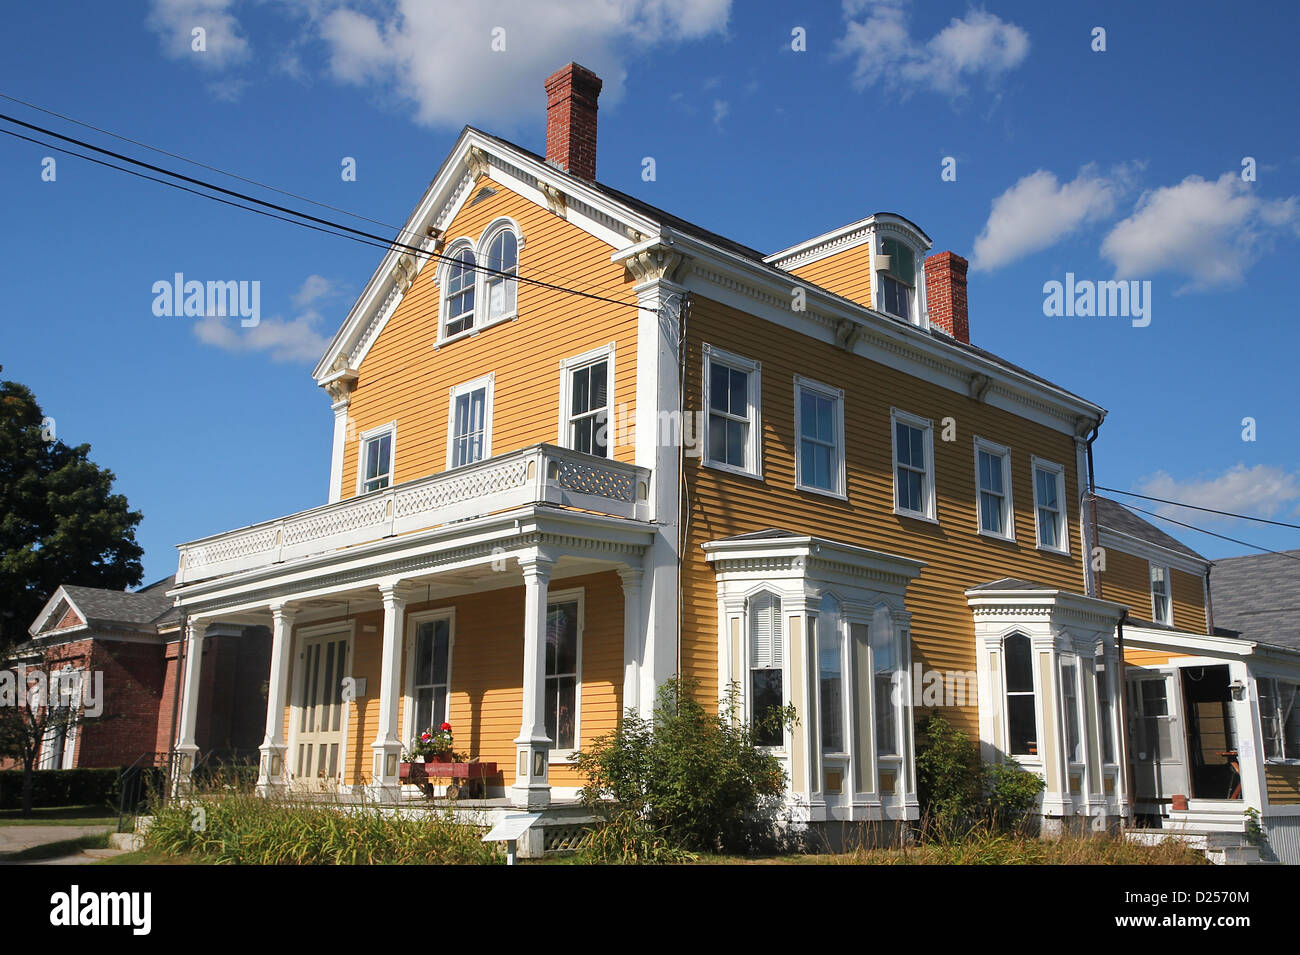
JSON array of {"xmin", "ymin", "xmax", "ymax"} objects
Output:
[{"xmin": 1, "ymin": 1, "xmax": 1297, "ymax": 585}]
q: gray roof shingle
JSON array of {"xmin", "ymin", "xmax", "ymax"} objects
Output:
[
  {"xmin": 1094, "ymin": 497, "xmax": 1207, "ymax": 562},
  {"xmin": 51, "ymin": 576, "xmax": 177, "ymax": 633},
  {"xmin": 1210, "ymin": 551, "xmax": 1300, "ymax": 650}
]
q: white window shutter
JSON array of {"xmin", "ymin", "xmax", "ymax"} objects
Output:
[{"xmin": 750, "ymin": 593, "xmax": 782, "ymax": 669}]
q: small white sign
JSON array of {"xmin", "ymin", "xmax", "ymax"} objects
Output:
[
  {"xmin": 483, "ymin": 812, "xmax": 542, "ymax": 844},
  {"xmin": 1238, "ymin": 737, "xmax": 1253, "ymax": 760}
]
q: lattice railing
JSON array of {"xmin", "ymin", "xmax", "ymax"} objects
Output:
[{"xmin": 177, "ymin": 445, "xmax": 650, "ymax": 584}]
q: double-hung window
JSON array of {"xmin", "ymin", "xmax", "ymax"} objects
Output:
[
  {"xmin": 409, "ymin": 615, "xmax": 452, "ymax": 735},
  {"xmin": 1060, "ymin": 657, "xmax": 1083, "ymax": 764},
  {"xmin": 1149, "ymin": 564, "xmax": 1172, "ymax": 625},
  {"xmin": 1096, "ymin": 658, "xmax": 1116, "ymax": 764},
  {"xmin": 483, "ymin": 228, "xmax": 518, "ymax": 321},
  {"xmin": 545, "ymin": 595, "xmax": 582, "ymax": 752},
  {"xmin": 749, "ymin": 592, "xmax": 784, "ymax": 747},
  {"xmin": 1032, "ymin": 458, "xmax": 1068, "ymax": 552},
  {"xmin": 974, "ymin": 437, "xmax": 1014, "ymax": 540},
  {"xmin": 443, "ymin": 245, "xmax": 477, "ymax": 337},
  {"xmin": 871, "ymin": 615, "xmax": 900, "ymax": 758},
  {"xmin": 816, "ymin": 595, "xmax": 845, "ymax": 753},
  {"xmin": 1259, "ymin": 678, "xmax": 1300, "ymax": 761},
  {"xmin": 878, "ymin": 237, "xmax": 916, "ymax": 322},
  {"xmin": 561, "ymin": 346, "xmax": 613, "ymax": 458},
  {"xmin": 795, "ymin": 377, "xmax": 845, "ymax": 497},
  {"xmin": 447, "ymin": 375, "xmax": 493, "ymax": 469},
  {"xmin": 359, "ymin": 424, "xmax": 395, "ymax": 494},
  {"xmin": 704, "ymin": 345, "xmax": 761, "ymax": 478},
  {"xmin": 892, "ymin": 409, "xmax": 935, "ymax": 519},
  {"xmin": 1004, "ymin": 632, "xmax": 1037, "ymax": 756}
]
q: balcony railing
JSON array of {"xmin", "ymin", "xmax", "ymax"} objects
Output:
[{"xmin": 175, "ymin": 445, "xmax": 652, "ymax": 585}]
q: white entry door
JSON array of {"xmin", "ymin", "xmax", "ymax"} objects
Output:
[
  {"xmin": 1127, "ymin": 670, "xmax": 1189, "ymax": 802},
  {"xmin": 292, "ymin": 631, "xmax": 351, "ymax": 791}
]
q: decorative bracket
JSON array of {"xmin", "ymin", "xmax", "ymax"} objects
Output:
[{"xmin": 539, "ymin": 182, "xmax": 567, "ymax": 218}]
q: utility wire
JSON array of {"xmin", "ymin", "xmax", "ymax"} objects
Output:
[
  {"xmin": 1092, "ymin": 495, "xmax": 1300, "ymax": 562},
  {"xmin": 0, "ymin": 110, "xmax": 640, "ymax": 312},
  {"xmin": 0, "ymin": 90, "xmax": 620, "ymax": 298},
  {"xmin": 1096, "ymin": 485, "xmax": 1300, "ymax": 531}
]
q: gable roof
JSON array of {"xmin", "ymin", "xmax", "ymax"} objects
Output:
[
  {"xmin": 313, "ymin": 124, "xmax": 1107, "ymax": 437},
  {"xmin": 1094, "ymin": 496, "xmax": 1207, "ymax": 562},
  {"xmin": 1210, "ymin": 550, "xmax": 1300, "ymax": 651},
  {"xmin": 30, "ymin": 577, "xmax": 178, "ymax": 638}
]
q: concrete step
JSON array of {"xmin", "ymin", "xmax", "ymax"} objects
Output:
[{"xmin": 108, "ymin": 832, "xmax": 143, "ymax": 852}]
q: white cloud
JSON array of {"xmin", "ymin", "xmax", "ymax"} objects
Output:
[
  {"xmin": 1136, "ymin": 464, "xmax": 1300, "ymax": 524},
  {"xmin": 146, "ymin": 0, "xmax": 250, "ymax": 69},
  {"xmin": 837, "ymin": 1, "xmax": 1029, "ymax": 96},
  {"xmin": 712, "ymin": 99, "xmax": 729, "ymax": 127},
  {"xmin": 1101, "ymin": 172, "xmax": 1300, "ymax": 290},
  {"xmin": 194, "ymin": 275, "xmax": 339, "ymax": 363},
  {"xmin": 149, "ymin": 1, "xmax": 731, "ymax": 126},
  {"xmin": 971, "ymin": 166, "xmax": 1130, "ymax": 271}
]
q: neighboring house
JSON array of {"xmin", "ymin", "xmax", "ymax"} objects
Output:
[
  {"xmin": 1, "ymin": 577, "xmax": 269, "ymax": 772},
  {"xmin": 167, "ymin": 62, "xmax": 1137, "ymax": 848},
  {"xmin": 1095, "ymin": 501, "xmax": 1300, "ymax": 863}
]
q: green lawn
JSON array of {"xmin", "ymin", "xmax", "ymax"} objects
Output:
[{"xmin": 0, "ymin": 805, "xmax": 118, "ymax": 826}]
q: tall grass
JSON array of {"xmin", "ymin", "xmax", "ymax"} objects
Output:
[{"xmin": 145, "ymin": 790, "xmax": 501, "ymax": 865}]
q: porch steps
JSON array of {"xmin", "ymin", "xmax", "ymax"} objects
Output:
[
  {"xmin": 107, "ymin": 815, "xmax": 153, "ymax": 853},
  {"xmin": 1124, "ymin": 828, "xmax": 1266, "ymax": 865}
]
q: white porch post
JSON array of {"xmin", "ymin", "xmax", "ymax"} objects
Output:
[
  {"xmin": 512, "ymin": 553, "xmax": 554, "ymax": 809},
  {"xmin": 371, "ymin": 580, "xmax": 409, "ymax": 797},
  {"xmin": 174, "ymin": 617, "xmax": 208, "ymax": 786},
  {"xmin": 257, "ymin": 602, "xmax": 297, "ymax": 791},
  {"xmin": 617, "ymin": 566, "xmax": 643, "ymax": 718}
]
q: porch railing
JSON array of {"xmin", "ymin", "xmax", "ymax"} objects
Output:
[{"xmin": 176, "ymin": 444, "xmax": 651, "ymax": 585}]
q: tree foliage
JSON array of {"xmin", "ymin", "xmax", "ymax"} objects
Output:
[{"xmin": 0, "ymin": 374, "xmax": 143, "ymax": 651}]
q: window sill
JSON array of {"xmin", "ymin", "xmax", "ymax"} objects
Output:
[
  {"xmin": 978, "ymin": 528, "xmax": 1016, "ymax": 544},
  {"xmin": 434, "ymin": 313, "xmax": 517, "ymax": 349},
  {"xmin": 796, "ymin": 482, "xmax": 847, "ymax": 502},
  {"xmin": 701, "ymin": 459, "xmax": 764, "ymax": 483},
  {"xmin": 549, "ymin": 748, "xmax": 577, "ymax": 766},
  {"xmin": 1035, "ymin": 543, "xmax": 1070, "ymax": 557},
  {"xmin": 894, "ymin": 507, "xmax": 938, "ymax": 525}
]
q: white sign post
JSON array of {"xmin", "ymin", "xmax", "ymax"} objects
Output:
[{"xmin": 483, "ymin": 812, "xmax": 543, "ymax": 865}]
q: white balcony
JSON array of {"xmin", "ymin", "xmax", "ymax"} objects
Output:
[{"xmin": 175, "ymin": 445, "xmax": 652, "ymax": 585}]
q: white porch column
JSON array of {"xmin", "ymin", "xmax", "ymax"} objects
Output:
[
  {"xmin": 371, "ymin": 580, "xmax": 409, "ymax": 797},
  {"xmin": 328, "ymin": 399, "xmax": 350, "ymax": 503},
  {"xmin": 512, "ymin": 553, "xmax": 554, "ymax": 809},
  {"xmin": 257, "ymin": 602, "xmax": 297, "ymax": 791},
  {"xmin": 175, "ymin": 617, "xmax": 208, "ymax": 784},
  {"xmin": 617, "ymin": 566, "xmax": 644, "ymax": 718}
]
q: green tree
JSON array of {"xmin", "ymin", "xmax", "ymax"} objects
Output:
[{"xmin": 0, "ymin": 373, "xmax": 144, "ymax": 652}]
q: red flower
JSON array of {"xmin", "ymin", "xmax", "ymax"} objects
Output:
[{"xmin": 440, "ymin": 722, "xmax": 452, "ymax": 732}]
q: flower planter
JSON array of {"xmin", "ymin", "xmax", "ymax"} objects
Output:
[{"xmin": 398, "ymin": 761, "xmax": 499, "ymax": 800}]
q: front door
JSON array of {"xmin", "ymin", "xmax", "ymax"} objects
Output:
[
  {"xmin": 1127, "ymin": 670, "xmax": 1190, "ymax": 803},
  {"xmin": 292, "ymin": 631, "xmax": 350, "ymax": 792}
]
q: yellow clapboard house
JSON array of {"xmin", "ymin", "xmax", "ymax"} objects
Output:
[{"xmin": 166, "ymin": 63, "xmax": 1298, "ymax": 855}]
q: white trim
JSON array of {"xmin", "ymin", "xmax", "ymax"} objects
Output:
[
  {"xmin": 1030, "ymin": 456, "xmax": 1069, "ymax": 555},
  {"xmin": 1000, "ymin": 630, "xmax": 1043, "ymax": 762},
  {"xmin": 793, "ymin": 375, "xmax": 847, "ymax": 499},
  {"xmin": 477, "ymin": 216, "xmax": 522, "ymax": 327},
  {"xmin": 745, "ymin": 588, "xmax": 789, "ymax": 752},
  {"xmin": 557, "ymin": 343, "xmax": 616, "ymax": 459},
  {"xmin": 402, "ymin": 608, "xmax": 456, "ymax": 746},
  {"xmin": 701, "ymin": 343, "xmax": 763, "ymax": 480},
  {"xmin": 437, "ymin": 238, "xmax": 479, "ymax": 343},
  {"xmin": 890, "ymin": 407, "xmax": 937, "ymax": 522},
  {"xmin": 445, "ymin": 373, "xmax": 495, "ymax": 470},
  {"xmin": 285, "ymin": 619, "xmax": 356, "ymax": 789},
  {"xmin": 356, "ymin": 421, "xmax": 397, "ymax": 496},
  {"xmin": 545, "ymin": 587, "xmax": 585, "ymax": 763},
  {"xmin": 973, "ymin": 436, "xmax": 1015, "ymax": 542},
  {"xmin": 1097, "ymin": 527, "xmax": 1209, "ymax": 576}
]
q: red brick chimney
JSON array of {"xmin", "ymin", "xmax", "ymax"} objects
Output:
[
  {"xmin": 545, "ymin": 63, "xmax": 602, "ymax": 181},
  {"xmin": 925, "ymin": 251, "xmax": 970, "ymax": 343}
]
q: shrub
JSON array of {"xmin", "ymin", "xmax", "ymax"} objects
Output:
[
  {"xmin": 144, "ymin": 789, "xmax": 500, "ymax": 865},
  {"xmin": 575, "ymin": 677, "xmax": 795, "ymax": 855},
  {"xmin": 0, "ymin": 768, "xmax": 120, "ymax": 810},
  {"xmin": 575, "ymin": 814, "xmax": 698, "ymax": 865},
  {"xmin": 915, "ymin": 712, "xmax": 1044, "ymax": 837}
]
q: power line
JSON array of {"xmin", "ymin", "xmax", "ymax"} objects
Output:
[
  {"xmin": 1095, "ymin": 495, "xmax": 1300, "ymax": 562},
  {"xmin": 0, "ymin": 110, "xmax": 640, "ymax": 313},
  {"xmin": 0, "ymin": 90, "xmax": 619, "ymax": 298},
  {"xmin": 1096, "ymin": 485, "xmax": 1300, "ymax": 531}
]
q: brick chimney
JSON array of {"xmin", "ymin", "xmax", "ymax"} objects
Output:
[
  {"xmin": 925, "ymin": 251, "xmax": 970, "ymax": 344},
  {"xmin": 544, "ymin": 63, "xmax": 603, "ymax": 181}
]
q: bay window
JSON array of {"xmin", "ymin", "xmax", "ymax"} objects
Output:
[
  {"xmin": 749, "ymin": 591, "xmax": 784, "ymax": 747},
  {"xmin": 1004, "ymin": 632, "xmax": 1037, "ymax": 757}
]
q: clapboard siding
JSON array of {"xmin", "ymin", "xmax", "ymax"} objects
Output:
[
  {"xmin": 787, "ymin": 245, "xmax": 873, "ymax": 309},
  {"xmin": 681, "ymin": 294, "xmax": 1091, "ymax": 737},
  {"xmin": 1266, "ymin": 765, "xmax": 1300, "ymax": 805},
  {"xmin": 1098, "ymin": 549, "xmax": 1207, "ymax": 632},
  {"xmin": 340, "ymin": 181, "xmax": 638, "ymax": 497}
]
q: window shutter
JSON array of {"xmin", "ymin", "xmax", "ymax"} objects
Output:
[{"xmin": 749, "ymin": 593, "xmax": 783, "ymax": 669}]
